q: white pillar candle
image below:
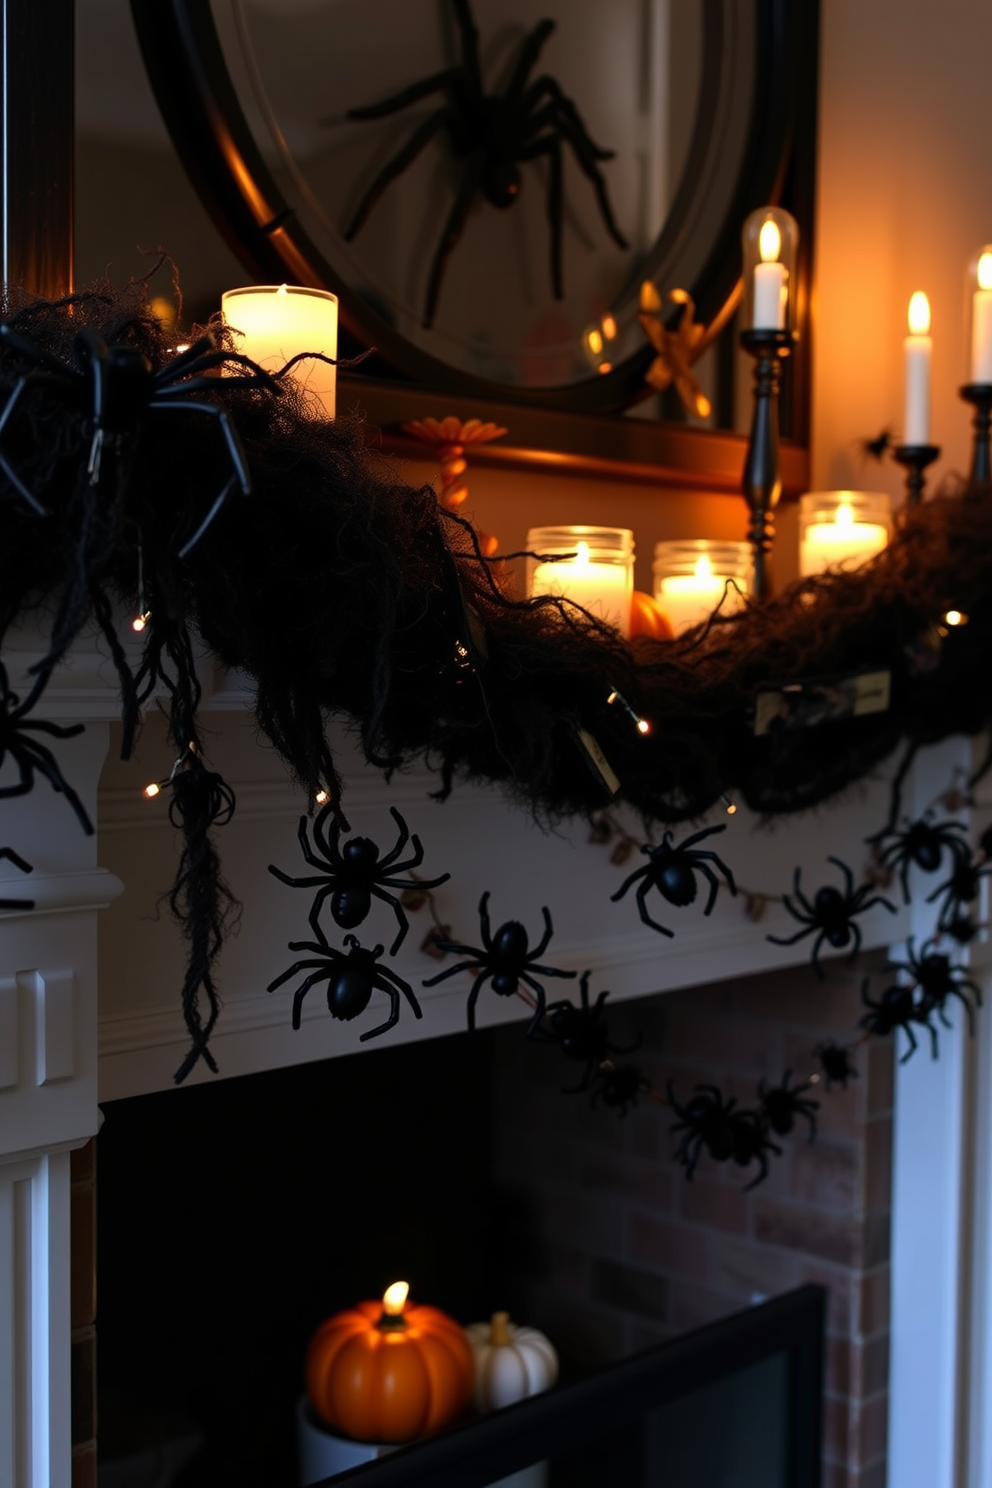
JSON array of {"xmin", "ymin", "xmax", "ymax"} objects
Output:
[
  {"xmin": 221, "ymin": 284, "xmax": 338, "ymax": 418},
  {"xmin": 529, "ymin": 542, "xmax": 632, "ymax": 635},
  {"xmin": 971, "ymin": 252, "xmax": 992, "ymax": 383},
  {"xmin": 800, "ymin": 502, "xmax": 888, "ymax": 575},
  {"xmin": 656, "ymin": 554, "xmax": 740, "ymax": 634},
  {"xmin": 752, "ymin": 219, "xmax": 788, "ymax": 330},
  {"xmin": 904, "ymin": 291, "xmax": 932, "ymax": 445}
]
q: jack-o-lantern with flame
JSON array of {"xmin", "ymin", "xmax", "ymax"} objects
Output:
[{"xmin": 306, "ymin": 1281, "xmax": 474, "ymax": 1444}]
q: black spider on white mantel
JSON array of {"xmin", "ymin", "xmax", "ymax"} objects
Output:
[
  {"xmin": 766, "ymin": 856, "xmax": 896, "ymax": 977},
  {"xmin": 269, "ymin": 801, "xmax": 450, "ymax": 956},
  {"xmin": 422, "ymin": 891, "xmax": 576, "ymax": 1032},
  {"xmin": 0, "ymin": 663, "xmax": 92, "ymax": 835},
  {"xmin": 267, "ymin": 929, "xmax": 422, "ymax": 1039},
  {"xmin": 610, "ymin": 823, "xmax": 736, "ymax": 938},
  {"xmin": 867, "ymin": 812, "xmax": 971, "ymax": 904},
  {"xmin": 337, "ymin": 0, "xmax": 628, "ymax": 327}
]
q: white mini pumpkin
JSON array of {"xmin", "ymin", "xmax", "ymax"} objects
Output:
[{"xmin": 464, "ymin": 1312, "xmax": 559, "ymax": 1412}]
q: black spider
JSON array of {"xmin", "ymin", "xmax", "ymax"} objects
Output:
[
  {"xmin": 0, "ymin": 325, "xmax": 281, "ymax": 554},
  {"xmin": 812, "ymin": 1041, "xmax": 858, "ymax": 1090},
  {"xmin": 767, "ymin": 856, "xmax": 896, "ymax": 977},
  {"xmin": 0, "ymin": 664, "xmax": 92, "ymax": 834},
  {"xmin": 757, "ymin": 1071, "xmax": 819, "ymax": 1142},
  {"xmin": 888, "ymin": 937, "xmax": 982, "ymax": 1038},
  {"xmin": 530, "ymin": 970, "xmax": 640, "ymax": 1092},
  {"xmin": 422, "ymin": 891, "xmax": 576, "ymax": 1032},
  {"xmin": 668, "ymin": 1082, "xmax": 781, "ymax": 1191},
  {"xmin": 868, "ymin": 813, "xmax": 970, "ymax": 904},
  {"xmin": 338, "ymin": 0, "xmax": 628, "ymax": 328},
  {"xmin": 926, "ymin": 848, "xmax": 992, "ymax": 930},
  {"xmin": 860, "ymin": 976, "xmax": 937, "ymax": 1062},
  {"xmin": 269, "ymin": 802, "xmax": 450, "ymax": 956},
  {"xmin": 942, "ymin": 913, "xmax": 981, "ymax": 945},
  {"xmin": 0, "ymin": 845, "xmax": 34, "ymax": 910},
  {"xmin": 267, "ymin": 930, "xmax": 421, "ymax": 1039},
  {"xmin": 589, "ymin": 1060, "xmax": 650, "ymax": 1116},
  {"xmin": 610, "ymin": 824, "xmax": 736, "ymax": 938}
]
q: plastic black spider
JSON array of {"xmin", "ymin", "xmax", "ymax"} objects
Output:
[
  {"xmin": 868, "ymin": 813, "xmax": 970, "ymax": 904},
  {"xmin": 942, "ymin": 913, "xmax": 981, "ymax": 945},
  {"xmin": 767, "ymin": 856, "xmax": 896, "ymax": 977},
  {"xmin": 589, "ymin": 1060, "xmax": 650, "ymax": 1116},
  {"xmin": 0, "ymin": 325, "xmax": 280, "ymax": 554},
  {"xmin": 0, "ymin": 845, "xmax": 34, "ymax": 910},
  {"xmin": 888, "ymin": 936, "xmax": 982, "ymax": 1037},
  {"xmin": 926, "ymin": 848, "xmax": 992, "ymax": 930},
  {"xmin": 860, "ymin": 976, "xmax": 937, "ymax": 1062},
  {"xmin": 530, "ymin": 970, "xmax": 640, "ymax": 1092},
  {"xmin": 267, "ymin": 930, "xmax": 421, "ymax": 1039},
  {"xmin": 269, "ymin": 802, "xmax": 450, "ymax": 956},
  {"xmin": 422, "ymin": 891, "xmax": 576, "ymax": 1032},
  {"xmin": 339, "ymin": 0, "xmax": 628, "ymax": 328},
  {"xmin": 757, "ymin": 1071, "xmax": 819, "ymax": 1142},
  {"xmin": 0, "ymin": 664, "xmax": 92, "ymax": 834},
  {"xmin": 610, "ymin": 824, "xmax": 736, "ymax": 938},
  {"xmin": 668, "ymin": 1082, "xmax": 780, "ymax": 1190},
  {"xmin": 812, "ymin": 1041, "xmax": 858, "ymax": 1090}
]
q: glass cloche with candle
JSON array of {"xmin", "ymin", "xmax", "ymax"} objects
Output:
[
  {"xmin": 741, "ymin": 207, "xmax": 799, "ymax": 333},
  {"xmin": 965, "ymin": 246, "xmax": 992, "ymax": 386},
  {"xmin": 526, "ymin": 526, "xmax": 634, "ymax": 637},
  {"xmin": 799, "ymin": 492, "xmax": 890, "ymax": 576},
  {"xmin": 652, "ymin": 541, "xmax": 751, "ymax": 635}
]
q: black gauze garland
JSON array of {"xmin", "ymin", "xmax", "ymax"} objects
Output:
[{"xmin": 3, "ymin": 283, "xmax": 992, "ymax": 1079}]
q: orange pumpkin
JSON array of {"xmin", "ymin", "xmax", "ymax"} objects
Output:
[
  {"xmin": 629, "ymin": 589, "xmax": 674, "ymax": 640},
  {"xmin": 306, "ymin": 1282, "xmax": 474, "ymax": 1444}
]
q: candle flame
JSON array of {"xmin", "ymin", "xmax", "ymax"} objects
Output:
[
  {"xmin": 758, "ymin": 218, "xmax": 781, "ymax": 263},
  {"xmin": 836, "ymin": 502, "xmax": 854, "ymax": 529},
  {"xmin": 908, "ymin": 291, "xmax": 930, "ymax": 336},
  {"xmin": 586, "ymin": 328, "xmax": 603, "ymax": 355},
  {"xmin": 277, "ymin": 283, "xmax": 289, "ymax": 296},
  {"xmin": 601, "ymin": 314, "xmax": 617, "ymax": 341},
  {"xmin": 382, "ymin": 1281, "xmax": 409, "ymax": 1315},
  {"xmin": 979, "ymin": 253, "xmax": 992, "ymax": 292},
  {"xmin": 694, "ymin": 554, "xmax": 714, "ymax": 580},
  {"xmin": 575, "ymin": 541, "xmax": 591, "ymax": 565}
]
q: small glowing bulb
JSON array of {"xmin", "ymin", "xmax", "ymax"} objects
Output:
[
  {"xmin": 598, "ymin": 362, "xmax": 613, "ymax": 375},
  {"xmin": 143, "ymin": 782, "xmax": 161, "ymax": 799},
  {"xmin": 908, "ymin": 291, "xmax": 931, "ymax": 336},
  {"xmin": 944, "ymin": 609, "xmax": 967, "ymax": 626},
  {"xmin": 382, "ymin": 1281, "xmax": 409, "ymax": 1315},
  {"xmin": 694, "ymin": 554, "xmax": 714, "ymax": 581},
  {"xmin": 726, "ymin": 802, "xmax": 737, "ymax": 815},
  {"xmin": 636, "ymin": 718, "xmax": 651, "ymax": 735},
  {"xmin": 836, "ymin": 502, "xmax": 854, "ymax": 529},
  {"xmin": 131, "ymin": 610, "xmax": 150, "ymax": 633},
  {"xmin": 575, "ymin": 541, "xmax": 591, "ymax": 566},
  {"xmin": 586, "ymin": 328, "xmax": 603, "ymax": 356},
  {"xmin": 315, "ymin": 789, "xmax": 329, "ymax": 805},
  {"xmin": 601, "ymin": 314, "xmax": 617, "ymax": 341},
  {"xmin": 758, "ymin": 218, "xmax": 782, "ymax": 263},
  {"xmin": 978, "ymin": 253, "xmax": 992, "ymax": 292}
]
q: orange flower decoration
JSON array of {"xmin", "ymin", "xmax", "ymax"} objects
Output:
[
  {"xmin": 638, "ymin": 284, "xmax": 712, "ymax": 419},
  {"xmin": 402, "ymin": 415, "xmax": 507, "ymax": 557}
]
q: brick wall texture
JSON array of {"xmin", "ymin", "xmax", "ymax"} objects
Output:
[{"xmin": 492, "ymin": 959, "xmax": 894, "ymax": 1488}]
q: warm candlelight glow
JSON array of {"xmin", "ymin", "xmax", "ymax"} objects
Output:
[
  {"xmin": 908, "ymin": 291, "xmax": 931, "ymax": 336},
  {"xmin": 222, "ymin": 284, "xmax": 339, "ymax": 417},
  {"xmin": 979, "ymin": 254, "xmax": 992, "ymax": 292},
  {"xmin": 601, "ymin": 314, "xmax": 617, "ymax": 341},
  {"xmin": 944, "ymin": 609, "xmax": 967, "ymax": 626},
  {"xmin": 799, "ymin": 491, "xmax": 890, "ymax": 576},
  {"xmin": 694, "ymin": 554, "xmax": 713, "ymax": 581},
  {"xmin": 835, "ymin": 502, "xmax": 854, "ymax": 528},
  {"xmin": 759, "ymin": 218, "xmax": 782, "ymax": 262},
  {"xmin": 586, "ymin": 329, "xmax": 603, "ymax": 356},
  {"xmin": 527, "ymin": 528, "xmax": 634, "ymax": 636},
  {"xmin": 382, "ymin": 1281, "xmax": 410, "ymax": 1316}
]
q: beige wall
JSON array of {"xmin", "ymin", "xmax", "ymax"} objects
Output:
[{"xmin": 812, "ymin": 0, "xmax": 992, "ymax": 496}]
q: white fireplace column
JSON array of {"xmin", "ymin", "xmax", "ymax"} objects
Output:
[{"xmin": 0, "ymin": 637, "xmax": 123, "ymax": 1488}]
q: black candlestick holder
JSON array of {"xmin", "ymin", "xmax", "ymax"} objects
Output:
[
  {"xmin": 740, "ymin": 328, "xmax": 794, "ymax": 598},
  {"xmin": 959, "ymin": 383, "xmax": 992, "ymax": 484},
  {"xmin": 892, "ymin": 443, "xmax": 940, "ymax": 506}
]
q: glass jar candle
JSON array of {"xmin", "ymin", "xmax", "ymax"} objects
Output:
[
  {"xmin": 799, "ymin": 491, "xmax": 890, "ymax": 576},
  {"xmin": 526, "ymin": 526, "xmax": 634, "ymax": 636},
  {"xmin": 221, "ymin": 284, "xmax": 338, "ymax": 417},
  {"xmin": 652, "ymin": 541, "xmax": 751, "ymax": 635}
]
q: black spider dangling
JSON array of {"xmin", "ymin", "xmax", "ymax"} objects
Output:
[
  {"xmin": 422, "ymin": 892, "xmax": 576, "ymax": 1032},
  {"xmin": 886, "ymin": 937, "xmax": 983, "ymax": 1042},
  {"xmin": 0, "ymin": 845, "xmax": 34, "ymax": 910},
  {"xmin": 610, "ymin": 824, "xmax": 736, "ymax": 938},
  {"xmin": 926, "ymin": 847, "xmax": 992, "ymax": 932},
  {"xmin": 667, "ymin": 1082, "xmax": 781, "ymax": 1190},
  {"xmin": 267, "ymin": 928, "xmax": 422, "ymax": 1040},
  {"xmin": 812, "ymin": 1041, "xmax": 858, "ymax": 1090},
  {"xmin": 756, "ymin": 1072, "xmax": 819, "ymax": 1142},
  {"xmin": 0, "ymin": 663, "xmax": 92, "ymax": 835},
  {"xmin": 767, "ymin": 856, "xmax": 896, "ymax": 977},
  {"xmin": 867, "ymin": 813, "xmax": 971, "ymax": 904},
  {"xmin": 589, "ymin": 1060, "xmax": 650, "ymax": 1116},
  {"xmin": 269, "ymin": 801, "xmax": 450, "ymax": 956},
  {"xmin": 530, "ymin": 970, "xmax": 641, "ymax": 1092}
]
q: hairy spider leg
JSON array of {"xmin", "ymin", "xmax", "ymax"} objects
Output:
[
  {"xmin": 506, "ymin": 18, "xmax": 556, "ymax": 97},
  {"xmin": 343, "ymin": 68, "xmax": 460, "ymax": 124},
  {"xmin": 344, "ymin": 108, "xmax": 453, "ymax": 243},
  {"xmin": 424, "ymin": 154, "xmax": 484, "ymax": 328},
  {"xmin": 525, "ymin": 86, "xmax": 628, "ymax": 245},
  {"xmin": 520, "ymin": 133, "xmax": 564, "ymax": 298}
]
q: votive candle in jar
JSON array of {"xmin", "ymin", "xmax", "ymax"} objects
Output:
[
  {"xmin": 799, "ymin": 491, "xmax": 890, "ymax": 575},
  {"xmin": 526, "ymin": 526, "xmax": 634, "ymax": 636},
  {"xmin": 652, "ymin": 541, "xmax": 751, "ymax": 635},
  {"xmin": 221, "ymin": 284, "xmax": 338, "ymax": 417}
]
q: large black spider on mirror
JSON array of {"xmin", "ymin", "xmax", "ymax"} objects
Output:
[{"xmin": 129, "ymin": 0, "xmax": 817, "ymax": 469}]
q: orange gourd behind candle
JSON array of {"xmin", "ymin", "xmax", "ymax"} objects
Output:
[{"xmin": 306, "ymin": 1281, "xmax": 474, "ymax": 1443}]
